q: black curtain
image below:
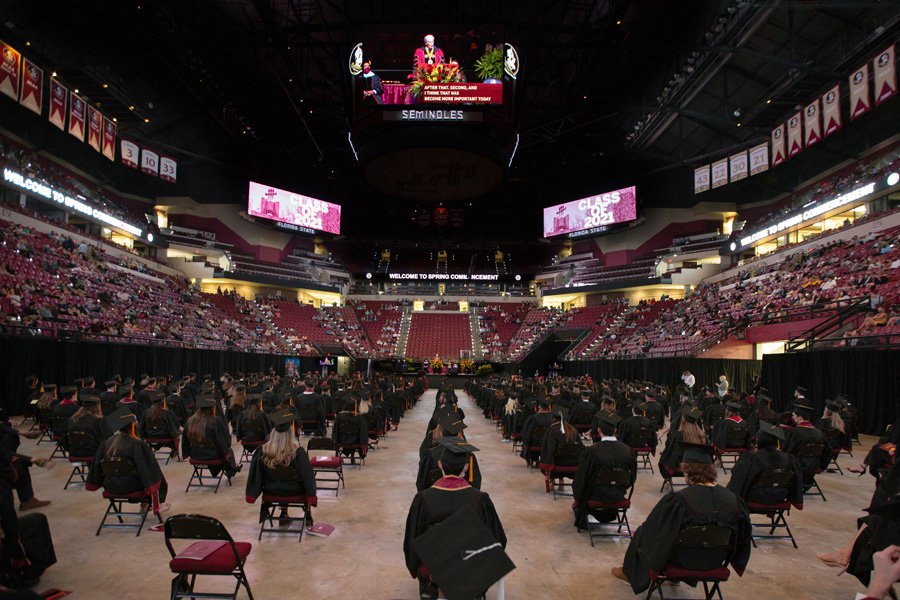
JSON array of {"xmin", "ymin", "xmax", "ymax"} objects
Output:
[
  {"xmin": 1, "ymin": 338, "xmax": 317, "ymax": 415},
  {"xmin": 761, "ymin": 349, "xmax": 900, "ymax": 435}
]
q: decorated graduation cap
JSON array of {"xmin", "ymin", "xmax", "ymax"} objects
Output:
[
  {"xmin": 438, "ymin": 436, "xmax": 479, "ymax": 474},
  {"xmin": 148, "ymin": 390, "xmax": 166, "ymax": 403},
  {"xmin": 269, "ymin": 410, "xmax": 297, "ymax": 433},
  {"xmin": 411, "ymin": 505, "xmax": 515, "ymax": 600},
  {"xmin": 437, "ymin": 412, "xmax": 467, "ymax": 436},
  {"xmin": 791, "ymin": 403, "xmax": 814, "ymax": 420},
  {"xmin": 106, "ymin": 407, "xmax": 137, "ymax": 432},
  {"xmin": 679, "ymin": 441, "xmax": 717, "ymax": 464},
  {"xmin": 680, "ymin": 406, "xmax": 703, "ymax": 423},
  {"xmin": 756, "ymin": 421, "xmax": 785, "ymax": 442}
]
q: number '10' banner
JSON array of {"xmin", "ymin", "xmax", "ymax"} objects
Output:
[{"xmin": 543, "ymin": 186, "xmax": 637, "ymax": 237}]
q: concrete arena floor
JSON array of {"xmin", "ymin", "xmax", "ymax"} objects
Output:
[{"xmin": 14, "ymin": 388, "xmax": 873, "ymax": 599}]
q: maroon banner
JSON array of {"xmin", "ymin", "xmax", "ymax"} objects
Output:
[
  {"xmin": 19, "ymin": 58, "xmax": 42, "ymax": 115},
  {"xmin": 101, "ymin": 116, "xmax": 116, "ymax": 161},
  {"xmin": 159, "ymin": 154, "xmax": 177, "ymax": 183},
  {"xmin": 787, "ymin": 112, "xmax": 802, "ymax": 157},
  {"xmin": 874, "ymin": 44, "xmax": 897, "ymax": 105},
  {"xmin": 771, "ymin": 124, "xmax": 786, "ymax": 166},
  {"xmin": 49, "ymin": 77, "xmax": 66, "ymax": 130},
  {"xmin": 850, "ymin": 64, "xmax": 870, "ymax": 120},
  {"xmin": 68, "ymin": 93, "xmax": 85, "ymax": 141},
  {"xmin": 87, "ymin": 105, "xmax": 102, "ymax": 152},
  {"xmin": 803, "ymin": 98, "xmax": 821, "ymax": 148},
  {"xmin": 822, "ymin": 84, "xmax": 841, "ymax": 137},
  {"xmin": 419, "ymin": 82, "xmax": 503, "ymax": 104},
  {"xmin": 0, "ymin": 41, "xmax": 20, "ymax": 101}
]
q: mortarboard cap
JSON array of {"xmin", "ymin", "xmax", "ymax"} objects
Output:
[
  {"xmin": 60, "ymin": 385, "xmax": 77, "ymax": 397},
  {"xmin": 838, "ymin": 393, "xmax": 854, "ymax": 403},
  {"xmin": 196, "ymin": 395, "xmax": 218, "ymax": 409},
  {"xmin": 104, "ymin": 380, "xmax": 117, "ymax": 387},
  {"xmin": 106, "ymin": 407, "xmax": 137, "ymax": 432},
  {"xmin": 118, "ymin": 385, "xmax": 133, "ymax": 397},
  {"xmin": 725, "ymin": 401, "xmax": 743, "ymax": 411},
  {"xmin": 795, "ymin": 386, "xmax": 807, "ymax": 394},
  {"xmin": 80, "ymin": 395, "xmax": 101, "ymax": 407},
  {"xmin": 25, "ymin": 374, "xmax": 38, "ymax": 385},
  {"xmin": 599, "ymin": 411, "xmax": 623, "ymax": 428},
  {"xmin": 112, "ymin": 374, "xmax": 122, "ymax": 382},
  {"xmin": 123, "ymin": 377, "xmax": 134, "ymax": 386},
  {"xmin": 438, "ymin": 436, "xmax": 479, "ymax": 473},
  {"xmin": 679, "ymin": 441, "xmax": 717, "ymax": 465},
  {"xmin": 268, "ymin": 410, "xmax": 297, "ymax": 433},
  {"xmin": 74, "ymin": 378, "xmax": 86, "ymax": 387},
  {"xmin": 792, "ymin": 403, "xmax": 813, "ymax": 419},
  {"xmin": 411, "ymin": 506, "xmax": 515, "ymax": 600},
  {"xmin": 437, "ymin": 413, "xmax": 467, "ymax": 436},
  {"xmin": 84, "ymin": 376, "xmax": 95, "ymax": 385},
  {"xmin": 758, "ymin": 387, "xmax": 769, "ymax": 396},
  {"xmin": 680, "ymin": 406, "xmax": 703, "ymax": 423},
  {"xmin": 43, "ymin": 384, "xmax": 57, "ymax": 393},
  {"xmin": 825, "ymin": 399, "xmax": 845, "ymax": 412},
  {"xmin": 148, "ymin": 390, "xmax": 166, "ymax": 403},
  {"xmin": 756, "ymin": 421, "xmax": 785, "ymax": 442}
]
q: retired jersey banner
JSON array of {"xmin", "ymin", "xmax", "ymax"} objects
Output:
[
  {"xmin": 749, "ymin": 143, "xmax": 769, "ymax": 176},
  {"xmin": 803, "ymin": 98, "xmax": 821, "ymax": 148},
  {"xmin": 18, "ymin": 58, "xmax": 42, "ymax": 115},
  {"xmin": 68, "ymin": 93, "xmax": 85, "ymax": 141},
  {"xmin": 850, "ymin": 64, "xmax": 870, "ymax": 120},
  {"xmin": 874, "ymin": 44, "xmax": 896, "ymax": 105},
  {"xmin": 787, "ymin": 112, "xmax": 802, "ymax": 157},
  {"xmin": 694, "ymin": 165, "xmax": 710, "ymax": 194},
  {"xmin": 771, "ymin": 124, "xmax": 786, "ymax": 166},
  {"xmin": 159, "ymin": 154, "xmax": 177, "ymax": 183},
  {"xmin": 141, "ymin": 148, "xmax": 159, "ymax": 177},
  {"xmin": 0, "ymin": 41, "xmax": 20, "ymax": 101},
  {"xmin": 48, "ymin": 78, "xmax": 66, "ymax": 130},
  {"xmin": 729, "ymin": 151, "xmax": 748, "ymax": 182},
  {"xmin": 101, "ymin": 116, "xmax": 116, "ymax": 161},
  {"xmin": 87, "ymin": 106, "xmax": 102, "ymax": 152},
  {"xmin": 711, "ymin": 158, "xmax": 728, "ymax": 189},
  {"xmin": 120, "ymin": 139, "xmax": 139, "ymax": 168},
  {"xmin": 823, "ymin": 84, "xmax": 842, "ymax": 137}
]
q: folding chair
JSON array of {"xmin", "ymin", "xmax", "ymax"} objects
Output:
[
  {"xmin": 625, "ymin": 424, "xmax": 655, "ymax": 473},
  {"xmin": 185, "ymin": 439, "xmax": 231, "ymax": 494},
  {"xmin": 523, "ymin": 425, "xmax": 548, "ymax": 471},
  {"xmin": 256, "ymin": 464, "xmax": 311, "ymax": 542},
  {"xmin": 96, "ymin": 458, "xmax": 161, "ymax": 536},
  {"xmin": 144, "ymin": 418, "xmax": 180, "ymax": 464},
  {"xmin": 715, "ymin": 425, "xmax": 751, "ymax": 474},
  {"xmin": 660, "ymin": 464, "xmax": 686, "ymax": 493},
  {"xmin": 34, "ymin": 408, "xmax": 53, "ymax": 445},
  {"xmin": 796, "ymin": 442, "xmax": 827, "ymax": 501},
  {"xmin": 307, "ymin": 437, "xmax": 344, "ymax": 494},
  {"xmin": 580, "ymin": 468, "xmax": 635, "ymax": 546},
  {"xmin": 745, "ymin": 469, "xmax": 798, "ymax": 549},
  {"xmin": 165, "ymin": 514, "xmax": 254, "ymax": 600},
  {"xmin": 335, "ymin": 421, "xmax": 366, "ymax": 468},
  {"xmin": 63, "ymin": 431, "xmax": 95, "ymax": 490},
  {"xmin": 541, "ymin": 442, "xmax": 583, "ymax": 500},
  {"xmin": 822, "ymin": 429, "xmax": 845, "ymax": 475},
  {"xmin": 237, "ymin": 420, "xmax": 266, "ymax": 464},
  {"xmin": 48, "ymin": 417, "xmax": 69, "ymax": 459},
  {"xmin": 297, "ymin": 404, "xmax": 319, "ymax": 436},
  {"xmin": 362, "ymin": 412, "xmax": 380, "ymax": 450},
  {"xmin": 645, "ymin": 525, "xmax": 736, "ymax": 600}
]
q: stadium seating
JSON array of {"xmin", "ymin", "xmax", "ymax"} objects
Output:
[{"xmin": 405, "ymin": 312, "xmax": 472, "ymax": 360}]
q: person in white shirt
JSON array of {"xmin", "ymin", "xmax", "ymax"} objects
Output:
[
  {"xmin": 717, "ymin": 375, "xmax": 729, "ymax": 398},
  {"xmin": 681, "ymin": 371, "xmax": 695, "ymax": 399}
]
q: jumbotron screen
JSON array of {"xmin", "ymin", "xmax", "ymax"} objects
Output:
[
  {"xmin": 543, "ymin": 186, "xmax": 637, "ymax": 238},
  {"xmin": 247, "ymin": 181, "xmax": 341, "ymax": 235}
]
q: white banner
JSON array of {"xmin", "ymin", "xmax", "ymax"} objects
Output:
[
  {"xmin": 787, "ymin": 111, "xmax": 802, "ymax": 157},
  {"xmin": 803, "ymin": 98, "xmax": 821, "ymax": 148},
  {"xmin": 822, "ymin": 84, "xmax": 842, "ymax": 137},
  {"xmin": 141, "ymin": 148, "xmax": 159, "ymax": 177},
  {"xmin": 711, "ymin": 159, "xmax": 728, "ymax": 189},
  {"xmin": 850, "ymin": 63, "xmax": 870, "ymax": 120},
  {"xmin": 771, "ymin": 124, "xmax": 785, "ymax": 166},
  {"xmin": 694, "ymin": 165, "xmax": 710, "ymax": 194},
  {"xmin": 159, "ymin": 155, "xmax": 177, "ymax": 183},
  {"xmin": 120, "ymin": 139, "xmax": 139, "ymax": 169},
  {"xmin": 749, "ymin": 143, "xmax": 769, "ymax": 176},
  {"xmin": 729, "ymin": 151, "xmax": 748, "ymax": 182},
  {"xmin": 874, "ymin": 44, "xmax": 896, "ymax": 105}
]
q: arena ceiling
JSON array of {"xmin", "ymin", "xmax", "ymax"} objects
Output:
[{"xmin": 2, "ymin": 1, "xmax": 900, "ymax": 244}]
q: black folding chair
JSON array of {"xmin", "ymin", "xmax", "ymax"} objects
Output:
[
  {"xmin": 580, "ymin": 468, "xmax": 635, "ymax": 546},
  {"xmin": 744, "ymin": 469, "xmax": 798, "ymax": 548},
  {"xmin": 96, "ymin": 457, "xmax": 161, "ymax": 536},
  {"xmin": 796, "ymin": 442, "xmax": 828, "ymax": 501},
  {"xmin": 237, "ymin": 419, "xmax": 266, "ymax": 463},
  {"xmin": 716, "ymin": 425, "xmax": 751, "ymax": 473},
  {"xmin": 335, "ymin": 421, "xmax": 365, "ymax": 468},
  {"xmin": 49, "ymin": 416, "xmax": 69, "ymax": 459},
  {"xmin": 165, "ymin": 514, "xmax": 254, "ymax": 600},
  {"xmin": 546, "ymin": 442, "xmax": 584, "ymax": 500},
  {"xmin": 625, "ymin": 424, "xmax": 655, "ymax": 473},
  {"xmin": 63, "ymin": 431, "xmax": 96, "ymax": 490},
  {"xmin": 185, "ymin": 439, "xmax": 231, "ymax": 494},
  {"xmin": 646, "ymin": 525, "xmax": 736, "ymax": 600},
  {"xmin": 307, "ymin": 437, "xmax": 344, "ymax": 494},
  {"xmin": 144, "ymin": 418, "xmax": 179, "ymax": 464},
  {"xmin": 257, "ymin": 464, "xmax": 311, "ymax": 542}
]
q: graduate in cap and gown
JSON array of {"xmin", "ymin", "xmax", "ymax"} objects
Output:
[
  {"xmin": 726, "ymin": 421, "xmax": 804, "ymax": 508},
  {"xmin": 416, "ymin": 413, "xmax": 481, "ymax": 492},
  {"xmin": 181, "ymin": 396, "xmax": 241, "ymax": 478}
]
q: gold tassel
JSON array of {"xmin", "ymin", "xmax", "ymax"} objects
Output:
[{"xmin": 469, "ymin": 455, "xmax": 473, "ymax": 482}]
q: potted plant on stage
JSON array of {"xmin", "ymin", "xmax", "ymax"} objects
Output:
[
  {"xmin": 431, "ymin": 358, "xmax": 444, "ymax": 374},
  {"xmin": 474, "ymin": 47, "xmax": 504, "ymax": 84},
  {"xmin": 408, "ymin": 62, "xmax": 465, "ymax": 101}
]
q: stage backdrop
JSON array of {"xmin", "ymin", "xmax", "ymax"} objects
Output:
[{"xmin": 0, "ymin": 338, "xmax": 316, "ymax": 415}]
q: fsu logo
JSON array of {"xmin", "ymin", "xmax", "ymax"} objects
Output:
[
  {"xmin": 91, "ymin": 112, "xmax": 99, "ymax": 124},
  {"xmin": 853, "ymin": 70, "xmax": 864, "ymax": 84},
  {"xmin": 27, "ymin": 66, "xmax": 37, "ymax": 79},
  {"xmin": 790, "ymin": 116, "xmax": 798, "ymax": 128},
  {"xmin": 54, "ymin": 84, "xmax": 63, "ymax": 99},
  {"xmin": 2, "ymin": 47, "xmax": 14, "ymax": 64},
  {"xmin": 806, "ymin": 105, "xmax": 816, "ymax": 116},
  {"xmin": 879, "ymin": 52, "xmax": 890, "ymax": 68},
  {"xmin": 826, "ymin": 90, "xmax": 836, "ymax": 104},
  {"xmin": 105, "ymin": 121, "xmax": 113, "ymax": 133},
  {"xmin": 73, "ymin": 97, "xmax": 83, "ymax": 110},
  {"xmin": 774, "ymin": 128, "xmax": 782, "ymax": 139}
]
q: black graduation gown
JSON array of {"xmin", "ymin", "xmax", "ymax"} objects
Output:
[
  {"xmin": 116, "ymin": 399, "xmax": 145, "ymax": 421},
  {"xmin": 139, "ymin": 408, "xmax": 181, "ymax": 441},
  {"xmin": 567, "ymin": 401, "xmax": 596, "ymax": 426},
  {"xmin": 236, "ymin": 413, "xmax": 272, "ymax": 443},
  {"xmin": 816, "ymin": 418, "xmax": 852, "ymax": 452},
  {"xmin": 847, "ymin": 460, "xmax": 900, "ymax": 585},
  {"xmin": 85, "ymin": 434, "xmax": 167, "ymax": 502},
  {"xmin": 295, "ymin": 392, "xmax": 328, "ymax": 436},
  {"xmin": 50, "ymin": 401, "xmax": 77, "ymax": 438},
  {"xmin": 416, "ymin": 443, "xmax": 482, "ymax": 492},
  {"xmin": 589, "ymin": 409, "xmax": 618, "ymax": 440},
  {"xmin": 182, "ymin": 419, "xmax": 239, "ymax": 477},
  {"xmin": 571, "ymin": 439, "xmax": 637, "ymax": 527},
  {"xmin": 520, "ymin": 411, "xmax": 554, "ymax": 459},
  {"xmin": 331, "ymin": 411, "xmax": 369, "ymax": 456},
  {"xmin": 98, "ymin": 390, "xmax": 121, "ymax": 415},
  {"xmin": 725, "ymin": 446, "xmax": 804, "ymax": 507},
  {"xmin": 642, "ymin": 400, "xmax": 665, "ymax": 429},
  {"xmin": 402, "ymin": 477, "xmax": 506, "ymax": 579},
  {"xmin": 245, "ymin": 447, "xmax": 318, "ymax": 522},
  {"xmin": 784, "ymin": 423, "xmax": 830, "ymax": 473},
  {"xmin": 539, "ymin": 425, "xmax": 584, "ymax": 470},
  {"xmin": 617, "ymin": 415, "xmax": 658, "ymax": 453},
  {"xmin": 0, "ymin": 473, "xmax": 56, "ymax": 585},
  {"xmin": 622, "ymin": 484, "xmax": 752, "ymax": 593},
  {"xmin": 64, "ymin": 414, "xmax": 111, "ymax": 458},
  {"xmin": 711, "ymin": 417, "xmax": 750, "ymax": 451}
]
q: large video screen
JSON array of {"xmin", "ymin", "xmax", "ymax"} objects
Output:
[
  {"xmin": 543, "ymin": 186, "xmax": 637, "ymax": 238},
  {"xmin": 247, "ymin": 181, "xmax": 341, "ymax": 235},
  {"xmin": 349, "ymin": 26, "xmax": 516, "ymax": 107}
]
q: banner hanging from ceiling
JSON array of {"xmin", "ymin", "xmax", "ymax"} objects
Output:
[
  {"xmin": 849, "ymin": 63, "xmax": 870, "ymax": 120},
  {"xmin": 822, "ymin": 84, "xmax": 841, "ymax": 137},
  {"xmin": 68, "ymin": 93, "xmax": 85, "ymax": 141},
  {"xmin": 787, "ymin": 111, "xmax": 802, "ymax": 157},
  {"xmin": 102, "ymin": 116, "xmax": 116, "ymax": 161},
  {"xmin": 48, "ymin": 78, "xmax": 66, "ymax": 130},
  {"xmin": 771, "ymin": 124, "xmax": 786, "ymax": 166},
  {"xmin": 159, "ymin": 154, "xmax": 177, "ymax": 183},
  {"xmin": 693, "ymin": 165, "xmax": 710, "ymax": 194},
  {"xmin": 749, "ymin": 143, "xmax": 768, "ymax": 175},
  {"xmin": 18, "ymin": 58, "xmax": 42, "ymax": 115},
  {"xmin": 87, "ymin": 105, "xmax": 102, "ymax": 152},
  {"xmin": 141, "ymin": 148, "xmax": 159, "ymax": 177},
  {"xmin": 711, "ymin": 158, "xmax": 728, "ymax": 189},
  {"xmin": 874, "ymin": 44, "xmax": 896, "ymax": 105},
  {"xmin": 803, "ymin": 98, "xmax": 820, "ymax": 147},
  {"xmin": 729, "ymin": 151, "xmax": 748, "ymax": 182},
  {"xmin": 0, "ymin": 41, "xmax": 20, "ymax": 101},
  {"xmin": 120, "ymin": 139, "xmax": 139, "ymax": 168}
]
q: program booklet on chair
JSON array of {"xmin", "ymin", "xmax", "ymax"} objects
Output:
[
  {"xmin": 175, "ymin": 540, "xmax": 228, "ymax": 560},
  {"xmin": 306, "ymin": 523, "xmax": 335, "ymax": 537}
]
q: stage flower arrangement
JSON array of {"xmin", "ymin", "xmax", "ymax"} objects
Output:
[
  {"xmin": 431, "ymin": 358, "xmax": 444, "ymax": 373},
  {"xmin": 408, "ymin": 62, "xmax": 465, "ymax": 99},
  {"xmin": 460, "ymin": 358, "xmax": 474, "ymax": 374}
]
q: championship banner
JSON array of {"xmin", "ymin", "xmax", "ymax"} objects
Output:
[
  {"xmin": 729, "ymin": 151, "xmax": 748, "ymax": 182},
  {"xmin": 18, "ymin": 58, "xmax": 42, "ymax": 115},
  {"xmin": 694, "ymin": 165, "xmax": 710, "ymax": 194},
  {"xmin": 787, "ymin": 112, "xmax": 802, "ymax": 157},
  {"xmin": 711, "ymin": 158, "xmax": 728, "ymax": 189},
  {"xmin": 101, "ymin": 116, "xmax": 116, "ymax": 161},
  {"xmin": 771, "ymin": 124, "xmax": 786, "ymax": 166},
  {"xmin": 68, "ymin": 93, "xmax": 85, "ymax": 141},
  {"xmin": 87, "ymin": 105, "xmax": 102, "ymax": 152},
  {"xmin": 0, "ymin": 41, "xmax": 20, "ymax": 101},
  {"xmin": 120, "ymin": 139, "xmax": 139, "ymax": 169},
  {"xmin": 874, "ymin": 44, "xmax": 896, "ymax": 105},
  {"xmin": 803, "ymin": 98, "xmax": 821, "ymax": 148},
  {"xmin": 822, "ymin": 84, "xmax": 842, "ymax": 137},
  {"xmin": 850, "ymin": 64, "xmax": 870, "ymax": 120},
  {"xmin": 141, "ymin": 148, "xmax": 159, "ymax": 177},
  {"xmin": 159, "ymin": 154, "xmax": 177, "ymax": 183},
  {"xmin": 749, "ymin": 143, "xmax": 769, "ymax": 176},
  {"xmin": 49, "ymin": 78, "xmax": 66, "ymax": 130}
]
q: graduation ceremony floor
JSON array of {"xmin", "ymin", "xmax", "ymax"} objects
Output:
[{"xmin": 16, "ymin": 388, "xmax": 874, "ymax": 599}]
